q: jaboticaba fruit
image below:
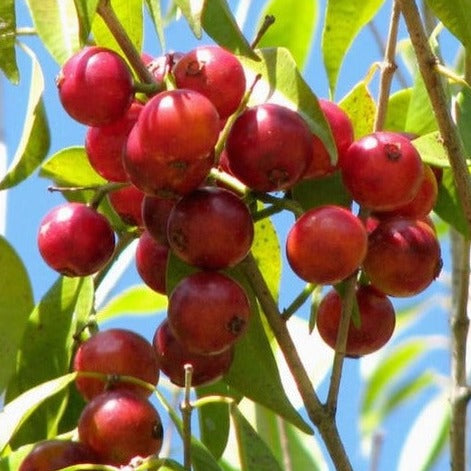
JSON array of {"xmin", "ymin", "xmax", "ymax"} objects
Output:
[
  {"xmin": 339, "ymin": 131, "xmax": 424, "ymax": 211},
  {"xmin": 37, "ymin": 202, "xmax": 115, "ymax": 277},
  {"xmin": 56, "ymin": 46, "xmax": 134, "ymax": 126},
  {"xmin": 168, "ymin": 271, "xmax": 251, "ymax": 355},
  {"xmin": 286, "ymin": 205, "xmax": 368, "ymax": 285},
  {"xmin": 108, "ymin": 184, "xmax": 145, "ymax": 227},
  {"xmin": 167, "ymin": 186, "xmax": 254, "ymax": 270},
  {"xmin": 141, "ymin": 195, "xmax": 177, "ymax": 246},
  {"xmin": 362, "ymin": 217, "xmax": 442, "ymax": 297},
  {"xmin": 173, "ymin": 45, "xmax": 246, "ymax": 119},
  {"xmin": 225, "ymin": 103, "xmax": 312, "ymax": 192},
  {"xmin": 316, "ymin": 285, "xmax": 396, "ymax": 357},
  {"xmin": 73, "ymin": 328, "xmax": 159, "ymax": 401}
]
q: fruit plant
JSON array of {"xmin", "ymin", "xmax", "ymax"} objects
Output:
[{"xmin": 1, "ymin": 0, "xmax": 471, "ymax": 470}]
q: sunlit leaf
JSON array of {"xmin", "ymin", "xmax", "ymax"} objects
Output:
[
  {"xmin": 384, "ymin": 88, "xmax": 412, "ymax": 132},
  {"xmin": 0, "ymin": 0, "xmax": 19, "ymax": 83},
  {"xmin": 145, "ymin": 0, "xmax": 166, "ymax": 51},
  {"xmin": 0, "ymin": 373, "xmax": 77, "ymax": 453},
  {"xmin": 0, "ymin": 45, "xmax": 50, "ymax": 190},
  {"xmin": 0, "ymin": 443, "xmax": 35, "ymax": 471},
  {"xmin": 322, "ymin": 0, "xmax": 385, "ymax": 94},
  {"xmin": 454, "ymin": 87, "xmax": 471, "ymax": 156},
  {"xmin": 73, "ymin": 0, "xmax": 100, "ymax": 43},
  {"xmin": 256, "ymin": 0, "xmax": 318, "ymax": 68},
  {"xmin": 173, "ymin": 0, "xmax": 204, "ymax": 37},
  {"xmin": 25, "ymin": 0, "xmax": 80, "ymax": 64},
  {"xmin": 0, "ymin": 237, "xmax": 34, "ymax": 393},
  {"xmin": 241, "ymin": 47, "xmax": 337, "ymax": 162},
  {"xmin": 412, "ymin": 132, "xmax": 451, "ymax": 167}
]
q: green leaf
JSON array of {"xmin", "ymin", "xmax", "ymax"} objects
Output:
[
  {"xmin": 155, "ymin": 389, "xmax": 224, "ymax": 471},
  {"xmin": 0, "ymin": 0, "xmax": 19, "ymax": 83},
  {"xmin": 0, "ymin": 373, "xmax": 77, "ymax": 453},
  {"xmin": 434, "ymin": 168, "xmax": 470, "ymax": 236},
  {"xmin": 145, "ymin": 0, "xmax": 166, "ymax": 51},
  {"xmin": 25, "ymin": 0, "xmax": 80, "ymax": 64},
  {"xmin": 173, "ymin": 0, "xmax": 203, "ymax": 38},
  {"xmin": 240, "ymin": 47, "xmax": 337, "ymax": 162},
  {"xmin": 0, "ymin": 45, "xmax": 50, "ymax": 190},
  {"xmin": 0, "ymin": 443, "xmax": 35, "ymax": 471},
  {"xmin": 454, "ymin": 86, "xmax": 471, "ymax": 155},
  {"xmin": 338, "ymin": 80, "xmax": 376, "ymax": 139},
  {"xmin": 96, "ymin": 284, "xmax": 168, "ymax": 321},
  {"xmin": 411, "ymin": 132, "xmax": 451, "ymax": 167},
  {"xmin": 425, "ymin": 0, "xmax": 471, "ymax": 49},
  {"xmin": 384, "ymin": 88, "xmax": 412, "ymax": 132},
  {"xmin": 0, "ymin": 237, "xmax": 34, "ymax": 393},
  {"xmin": 92, "ymin": 0, "xmax": 143, "ymax": 57},
  {"xmin": 231, "ymin": 407, "xmax": 283, "ymax": 471},
  {"xmin": 39, "ymin": 146, "xmax": 106, "ymax": 187},
  {"xmin": 73, "ymin": 0, "xmax": 100, "ymax": 43},
  {"xmin": 256, "ymin": 0, "xmax": 318, "ymax": 69},
  {"xmin": 5, "ymin": 277, "xmax": 94, "ymax": 447},
  {"xmin": 322, "ymin": 0, "xmax": 385, "ymax": 94}
]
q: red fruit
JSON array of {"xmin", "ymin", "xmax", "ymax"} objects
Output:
[
  {"xmin": 147, "ymin": 52, "xmax": 183, "ymax": 85},
  {"xmin": 38, "ymin": 202, "xmax": 115, "ymax": 276},
  {"xmin": 78, "ymin": 390, "xmax": 163, "ymax": 467},
  {"xmin": 225, "ymin": 103, "xmax": 312, "ymax": 192},
  {"xmin": 340, "ymin": 131, "xmax": 424, "ymax": 211},
  {"xmin": 141, "ymin": 195, "xmax": 177, "ymax": 246},
  {"xmin": 303, "ymin": 99, "xmax": 354, "ymax": 179},
  {"xmin": 167, "ymin": 186, "xmax": 254, "ymax": 270},
  {"xmin": 108, "ymin": 184, "xmax": 145, "ymax": 227},
  {"xmin": 74, "ymin": 328, "xmax": 159, "ymax": 401},
  {"xmin": 85, "ymin": 101, "xmax": 142, "ymax": 182},
  {"xmin": 286, "ymin": 205, "xmax": 368, "ymax": 285},
  {"xmin": 363, "ymin": 217, "xmax": 442, "ymax": 297},
  {"xmin": 168, "ymin": 271, "xmax": 251, "ymax": 355},
  {"xmin": 56, "ymin": 46, "xmax": 134, "ymax": 126},
  {"xmin": 375, "ymin": 163, "xmax": 438, "ymax": 219},
  {"xmin": 136, "ymin": 231, "xmax": 169, "ymax": 294},
  {"xmin": 153, "ymin": 319, "xmax": 234, "ymax": 387},
  {"xmin": 19, "ymin": 440, "xmax": 98, "ymax": 471},
  {"xmin": 174, "ymin": 45, "xmax": 246, "ymax": 119},
  {"xmin": 124, "ymin": 123, "xmax": 215, "ymax": 197},
  {"xmin": 316, "ymin": 285, "xmax": 396, "ymax": 357}
]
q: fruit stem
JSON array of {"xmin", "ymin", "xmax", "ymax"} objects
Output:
[
  {"xmin": 181, "ymin": 364, "xmax": 194, "ymax": 470},
  {"xmin": 251, "ymin": 15, "xmax": 276, "ymax": 49},
  {"xmin": 96, "ymin": 0, "xmax": 157, "ymax": 86},
  {"xmin": 133, "ymin": 80, "xmax": 160, "ymax": 95},
  {"xmin": 76, "ymin": 370, "xmax": 156, "ymax": 393},
  {"xmin": 192, "ymin": 395, "xmax": 236, "ymax": 409},
  {"xmin": 89, "ymin": 182, "xmax": 129, "ymax": 210},
  {"xmin": 254, "ymin": 192, "xmax": 304, "ymax": 219},
  {"xmin": 209, "ymin": 168, "xmax": 248, "ymax": 196},
  {"xmin": 373, "ymin": 0, "xmax": 401, "ymax": 132},
  {"xmin": 240, "ymin": 252, "xmax": 353, "ymax": 471},
  {"xmin": 281, "ymin": 283, "xmax": 316, "ymax": 321}
]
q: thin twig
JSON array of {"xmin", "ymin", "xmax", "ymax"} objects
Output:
[
  {"xmin": 276, "ymin": 417, "xmax": 293, "ymax": 471},
  {"xmin": 181, "ymin": 364, "xmax": 193, "ymax": 471},
  {"xmin": 281, "ymin": 283, "xmax": 316, "ymax": 320},
  {"xmin": 251, "ymin": 15, "xmax": 276, "ymax": 49}
]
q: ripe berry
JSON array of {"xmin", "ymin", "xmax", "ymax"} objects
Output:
[
  {"xmin": 74, "ymin": 328, "xmax": 159, "ymax": 401},
  {"xmin": 174, "ymin": 45, "xmax": 246, "ymax": 119},
  {"xmin": 141, "ymin": 195, "xmax": 177, "ymax": 246},
  {"xmin": 78, "ymin": 390, "xmax": 163, "ymax": 467},
  {"xmin": 167, "ymin": 186, "xmax": 254, "ymax": 270},
  {"xmin": 340, "ymin": 131, "xmax": 424, "ymax": 211},
  {"xmin": 225, "ymin": 103, "xmax": 312, "ymax": 192},
  {"xmin": 286, "ymin": 205, "xmax": 367, "ymax": 285},
  {"xmin": 316, "ymin": 285, "xmax": 396, "ymax": 357},
  {"xmin": 153, "ymin": 319, "xmax": 234, "ymax": 387},
  {"xmin": 108, "ymin": 184, "xmax": 145, "ymax": 227},
  {"xmin": 135, "ymin": 231, "xmax": 169, "ymax": 294},
  {"xmin": 19, "ymin": 440, "xmax": 98, "ymax": 471},
  {"xmin": 303, "ymin": 99, "xmax": 354, "ymax": 179},
  {"xmin": 363, "ymin": 217, "xmax": 442, "ymax": 297},
  {"xmin": 56, "ymin": 46, "xmax": 134, "ymax": 126},
  {"xmin": 38, "ymin": 203, "xmax": 115, "ymax": 276},
  {"xmin": 168, "ymin": 271, "xmax": 251, "ymax": 355},
  {"xmin": 85, "ymin": 101, "xmax": 142, "ymax": 182}
]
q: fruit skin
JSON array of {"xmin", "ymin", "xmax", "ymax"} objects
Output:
[
  {"xmin": 85, "ymin": 101, "xmax": 142, "ymax": 182},
  {"xmin": 78, "ymin": 390, "xmax": 163, "ymax": 467},
  {"xmin": 153, "ymin": 319, "xmax": 234, "ymax": 387},
  {"xmin": 38, "ymin": 202, "xmax": 115, "ymax": 276},
  {"xmin": 363, "ymin": 217, "xmax": 442, "ymax": 297},
  {"xmin": 286, "ymin": 205, "xmax": 368, "ymax": 285},
  {"xmin": 340, "ymin": 131, "xmax": 424, "ymax": 211},
  {"xmin": 173, "ymin": 45, "xmax": 246, "ymax": 119},
  {"xmin": 19, "ymin": 439, "xmax": 99, "ymax": 471},
  {"xmin": 73, "ymin": 328, "xmax": 159, "ymax": 401},
  {"xmin": 108, "ymin": 184, "xmax": 145, "ymax": 227},
  {"xmin": 303, "ymin": 99, "xmax": 354, "ymax": 179},
  {"xmin": 225, "ymin": 103, "xmax": 312, "ymax": 192},
  {"xmin": 168, "ymin": 271, "xmax": 251, "ymax": 355},
  {"xmin": 316, "ymin": 285, "xmax": 396, "ymax": 357},
  {"xmin": 141, "ymin": 195, "xmax": 177, "ymax": 246},
  {"xmin": 167, "ymin": 186, "xmax": 254, "ymax": 270},
  {"xmin": 57, "ymin": 46, "xmax": 134, "ymax": 126},
  {"xmin": 135, "ymin": 231, "xmax": 169, "ymax": 294},
  {"xmin": 147, "ymin": 52, "xmax": 183, "ymax": 85}
]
